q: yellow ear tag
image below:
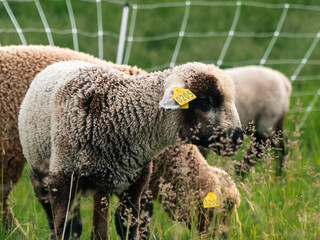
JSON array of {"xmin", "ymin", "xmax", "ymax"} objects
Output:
[
  {"xmin": 203, "ymin": 192, "xmax": 220, "ymax": 208},
  {"xmin": 172, "ymin": 87, "xmax": 197, "ymax": 109},
  {"xmin": 180, "ymin": 103, "xmax": 189, "ymax": 109}
]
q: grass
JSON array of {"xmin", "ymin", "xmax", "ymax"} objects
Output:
[
  {"xmin": 4, "ymin": 114, "xmax": 319, "ymax": 239},
  {"xmin": 1, "ymin": 0, "xmax": 320, "ymax": 239}
]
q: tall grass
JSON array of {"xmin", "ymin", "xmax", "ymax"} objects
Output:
[
  {"xmin": 1, "ymin": 0, "xmax": 320, "ymax": 239},
  {"xmin": 4, "ymin": 108, "xmax": 319, "ymax": 239}
]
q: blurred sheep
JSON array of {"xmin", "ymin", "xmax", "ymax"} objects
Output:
[
  {"xmin": 146, "ymin": 144, "xmax": 240, "ymax": 238},
  {"xmin": 226, "ymin": 66, "xmax": 292, "ymax": 175}
]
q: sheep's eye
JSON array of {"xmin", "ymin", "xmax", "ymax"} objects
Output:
[
  {"xmin": 196, "ymin": 96, "xmax": 212, "ymax": 112},
  {"xmin": 197, "ymin": 97, "xmax": 211, "ymax": 106},
  {"xmin": 196, "ymin": 96, "xmax": 221, "ymax": 111},
  {"xmin": 209, "ymin": 96, "xmax": 221, "ymax": 108}
]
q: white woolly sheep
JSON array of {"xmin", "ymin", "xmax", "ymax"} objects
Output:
[
  {"xmin": 146, "ymin": 144, "xmax": 240, "ymax": 238},
  {"xmin": 225, "ymin": 66, "xmax": 292, "ymax": 175},
  {"xmin": 0, "ymin": 45, "xmax": 146, "ymax": 232},
  {"xmin": 18, "ymin": 60, "xmax": 243, "ymax": 239}
]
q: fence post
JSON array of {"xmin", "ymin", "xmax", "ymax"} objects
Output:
[{"xmin": 116, "ymin": 2, "xmax": 130, "ymax": 64}]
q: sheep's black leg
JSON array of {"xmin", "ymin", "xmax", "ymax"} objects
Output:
[
  {"xmin": 1, "ymin": 155, "xmax": 24, "ymax": 232},
  {"xmin": 115, "ymin": 162, "xmax": 152, "ymax": 240},
  {"xmin": 30, "ymin": 171, "xmax": 55, "ymax": 238},
  {"xmin": 68, "ymin": 202, "xmax": 82, "ymax": 239},
  {"xmin": 48, "ymin": 173, "xmax": 77, "ymax": 240},
  {"xmin": 91, "ymin": 193, "xmax": 109, "ymax": 240},
  {"xmin": 272, "ymin": 115, "xmax": 286, "ymax": 175},
  {"xmin": 61, "ymin": 176, "xmax": 82, "ymax": 239},
  {"xmin": 0, "ymin": 182, "xmax": 13, "ymax": 231},
  {"xmin": 252, "ymin": 131, "xmax": 269, "ymax": 159},
  {"xmin": 271, "ymin": 130, "xmax": 285, "ymax": 176}
]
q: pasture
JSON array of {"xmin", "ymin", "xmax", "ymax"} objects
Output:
[{"xmin": 1, "ymin": 0, "xmax": 319, "ymax": 239}]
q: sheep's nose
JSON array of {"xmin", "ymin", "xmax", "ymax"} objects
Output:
[{"xmin": 232, "ymin": 127, "xmax": 244, "ymax": 146}]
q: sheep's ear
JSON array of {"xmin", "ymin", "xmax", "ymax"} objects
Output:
[
  {"xmin": 159, "ymin": 82, "xmax": 184, "ymax": 110},
  {"xmin": 159, "ymin": 95, "xmax": 180, "ymax": 110}
]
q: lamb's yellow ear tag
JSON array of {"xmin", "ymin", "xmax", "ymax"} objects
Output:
[
  {"xmin": 172, "ymin": 87, "xmax": 197, "ymax": 109},
  {"xmin": 203, "ymin": 192, "xmax": 220, "ymax": 208},
  {"xmin": 180, "ymin": 103, "xmax": 189, "ymax": 109}
]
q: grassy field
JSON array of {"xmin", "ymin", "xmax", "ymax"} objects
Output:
[{"xmin": 1, "ymin": 0, "xmax": 320, "ymax": 239}]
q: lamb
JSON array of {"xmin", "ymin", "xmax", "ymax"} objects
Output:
[
  {"xmin": 18, "ymin": 60, "xmax": 243, "ymax": 239},
  {"xmin": 142, "ymin": 65, "xmax": 290, "ymax": 238},
  {"xmin": 0, "ymin": 45, "xmax": 146, "ymax": 231},
  {"xmin": 225, "ymin": 66, "xmax": 292, "ymax": 175},
  {"xmin": 147, "ymin": 144, "xmax": 240, "ymax": 238}
]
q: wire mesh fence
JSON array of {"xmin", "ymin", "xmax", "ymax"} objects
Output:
[{"xmin": 1, "ymin": 0, "xmax": 319, "ymax": 125}]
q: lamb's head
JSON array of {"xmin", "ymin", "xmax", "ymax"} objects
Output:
[{"xmin": 159, "ymin": 62, "xmax": 243, "ymax": 156}]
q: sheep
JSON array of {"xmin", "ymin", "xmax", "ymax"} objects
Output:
[
  {"xmin": 0, "ymin": 45, "xmax": 146, "ymax": 231},
  {"xmin": 225, "ymin": 66, "xmax": 292, "ymax": 175},
  {"xmin": 0, "ymin": 45, "xmax": 242, "ymax": 238},
  {"xmin": 18, "ymin": 60, "xmax": 243, "ymax": 239},
  {"xmin": 146, "ymin": 144, "xmax": 240, "ymax": 238},
  {"xmin": 140, "ymin": 65, "xmax": 290, "ymax": 238}
]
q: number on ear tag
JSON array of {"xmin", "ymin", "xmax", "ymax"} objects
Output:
[
  {"xmin": 203, "ymin": 192, "xmax": 220, "ymax": 208},
  {"xmin": 172, "ymin": 87, "xmax": 197, "ymax": 109}
]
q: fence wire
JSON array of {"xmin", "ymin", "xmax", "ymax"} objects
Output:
[{"xmin": 1, "ymin": 0, "xmax": 319, "ymax": 126}]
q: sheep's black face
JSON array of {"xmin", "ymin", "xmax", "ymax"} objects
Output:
[
  {"xmin": 195, "ymin": 95, "xmax": 223, "ymax": 111},
  {"xmin": 181, "ymin": 94, "xmax": 243, "ymax": 157},
  {"xmin": 159, "ymin": 62, "xmax": 243, "ymax": 155}
]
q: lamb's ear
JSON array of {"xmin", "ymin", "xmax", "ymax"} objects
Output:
[{"xmin": 159, "ymin": 82, "xmax": 184, "ymax": 111}]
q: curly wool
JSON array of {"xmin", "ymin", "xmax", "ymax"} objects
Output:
[
  {"xmin": 0, "ymin": 45, "xmax": 146, "ymax": 227},
  {"xmin": 0, "ymin": 45, "xmax": 146, "ymax": 184},
  {"xmin": 19, "ymin": 60, "xmax": 240, "ymax": 192},
  {"xmin": 149, "ymin": 144, "xmax": 240, "ymax": 234}
]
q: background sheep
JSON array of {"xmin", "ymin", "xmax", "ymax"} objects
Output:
[
  {"xmin": 199, "ymin": 65, "xmax": 291, "ymax": 175},
  {"xmin": 18, "ymin": 60, "xmax": 243, "ymax": 239},
  {"xmin": 0, "ymin": 45, "xmax": 146, "ymax": 231},
  {"xmin": 146, "ymin": 144, "xmax": 240, "ymax": 238},
  {"xmin": 225, "ymin": 66, "xmax": 292, "ymax": 175}
]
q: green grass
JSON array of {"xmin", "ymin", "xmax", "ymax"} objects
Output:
[
  {"xmin": 1, "ymin": 0, "xmax": 320, "ymax": 239},
  {"xmin": 4, "ymin": 115, "xmax": 319, "ymax": 239}
]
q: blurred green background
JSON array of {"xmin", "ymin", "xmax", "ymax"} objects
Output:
[
  {"xmin": 1, "ymin": 0, "xmax": 319, "ymax": 72},
  {"xmin": 1, "ymin": 0, "xmax": 319, "ymax": 239},
  {"xmin": 1, "ymin": 0, "xmax": 319, "ymax": 147}
]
